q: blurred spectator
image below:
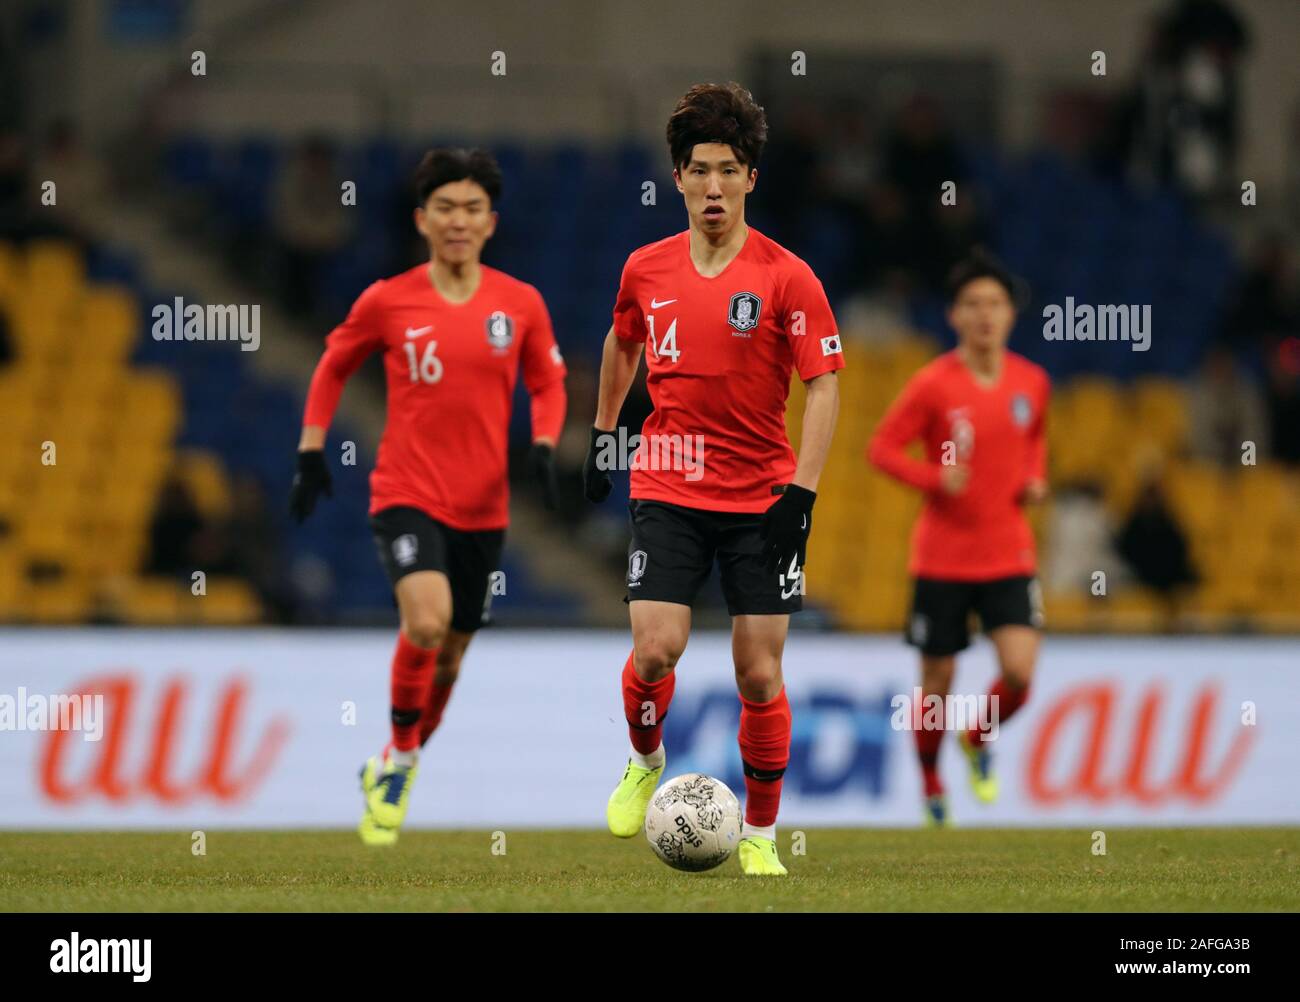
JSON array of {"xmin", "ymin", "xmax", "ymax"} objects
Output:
[
  {"xmin": 1044, "ymin": 481, "xmax": 1128, "ymax": 595},
  {"xmin": 1117, "ymin": 0, "xmax": 1249, "ymax": 199},
  {"xmin": 1264, "ymin": 337, "xmax": 1300, "ymax": 465},
  {"xmin": 30, "ymin": 119, "xmax": 107, "ymax": 241},
  {"xmin": 273, "ymin": 135, "xmax": 353, "ymax": 323},
  {"xmin": 762, "ymin": 100, "xmax": 829, "ymax": 240},
  {"xmin": 1116, "ymin": 476, "xmax": 1198, "ymax": 602},
  {"xmin": 881, "ymin": 94, "xmax": 983, "ymax": 291},
  {"xmin": 0, "ymin": 307, "xmax": 13, "ymax": 368},
  {"xmin": 145, "ymin": 475, "xmax": 205, "ymax": 575},
  {"xmin": 210, "ymin": 474, "xmax": 295, "ymax": 622},
  {"xmin": 1187, "ymin": 345, "xmax": 1269, "ymax": 465},
  {"xmin": 1220, "ymin": 232, "xmax": 1299, "ymax": 352},
  {"xmin": 0, "ymin": 127, "xmax": 30, "ymax": 239}
]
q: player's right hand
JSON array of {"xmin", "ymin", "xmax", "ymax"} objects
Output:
[
  {"xmin": 289, "ymin": 449, "xmax": 333, "ymax": 522},
  {"xmin": 939, "ymin": 464, "xmax": 970, "ymax": 496},
  {"xmin": 582, "ymin": 426, "xmax": 615, "ymax": 503}
]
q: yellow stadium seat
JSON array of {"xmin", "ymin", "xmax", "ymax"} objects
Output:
[
  {"xmin": 117, "ymin": 577, "xmax": 185, "ymax": 625},
  {"xmin": 24, "ymin": 239, "xmax": 85, "ymax": 296},
  {"xmin": 27, "ymin": 579, "xmax": 94, "ymax": 624},
  {"xmin": 76, "ymin": 288, "xmax": 140, "ymax": 361},
  {"xmin": 197, "ymin": 578, "xmax": 264, "ymax": 625}
]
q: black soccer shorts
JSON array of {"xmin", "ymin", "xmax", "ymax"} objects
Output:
[
  {"xmin": 624, "ymin": 498, "xmax": 803, "ymax": 616},
  {"xmin": 370, "ymin": 505, "xmax": 505, "ymax": 633},
  {"xmin": 905, "ymin": 575, "xmax": 1044, "ymax": 656}
]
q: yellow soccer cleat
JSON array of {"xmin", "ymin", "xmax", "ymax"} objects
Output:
[
  {"xmin": 957, "ymin": 728, "xmax": 999, "ymax": 803},
  {"xmin": 738, "ymin": 836, "xmax": 787, "ymax": 876},
  {"xmin": 358, "ymin": 808, "xmax": 399, "ymax": 847},
  {"xmin": 606, "ymin": 758, "xmax": 663, "ymax": 837},
  {"xmin": 357, "ymin": 750, "xmax": 417, "ymax": 846}
]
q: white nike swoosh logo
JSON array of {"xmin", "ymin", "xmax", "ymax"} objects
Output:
[
  {"xmin": 801, "ymin": 514, "xmax": 807, "ymax": 530},
  {"xmin": 405, "ymin": 326, "xmax": 434, "ymax": 339},
  {"xmin": 781, "ymin": 585, "xmax": 799, "ymax": 600},
  {"xmin": 649, "ymin": 298, "xmax": 676, "ymax": 309}
]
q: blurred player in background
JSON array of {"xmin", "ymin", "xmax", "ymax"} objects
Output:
[
  {"xmin": 869, "ymin": 251, "xmax": 1049, "ymax": 826},
  {"xmin": 289, "ymin": 149, "xmax": 567, "ymax": 845},
  {"xmin": 583, "ymin": 83, "xmax": 843, "ymax": 875}
]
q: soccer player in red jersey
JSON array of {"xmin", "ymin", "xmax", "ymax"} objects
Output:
[
  {"xmin": 289, "ymin": 149, "xmax": 567, "ymax": 846},
  {"xmin": 868, "ymin": 251, "xmax": 1050, "ymax": 826},
  {"xmin": 583, "ymin": 83, "xmax": 843, "ymax": 875}
]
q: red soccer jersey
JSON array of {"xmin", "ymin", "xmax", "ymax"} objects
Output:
[
  {"xmin": 303, "ymin": 263, "xmax": 567, "ymax": 530},
  {"xmin": 612, "ymin": 228, "xmax": 844, "ymax": 512},
  {"xmin": 868, "ymin": 349, "xmax": 1050, "ymax": 580}
]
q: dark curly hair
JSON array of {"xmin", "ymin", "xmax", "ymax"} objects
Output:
[{"xmin": 666, "ymin": 82, "xmax": 768, "ymax": 172}]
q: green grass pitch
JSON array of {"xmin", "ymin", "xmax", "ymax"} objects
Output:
[{"xmin": 2, "ymin": 828, "xmax": 1297, "ymax": 912}]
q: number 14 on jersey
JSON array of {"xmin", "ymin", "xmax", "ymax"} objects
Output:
[{"xmin": 647, "ymin": 314, "xmax": 680, "ymax": 364}]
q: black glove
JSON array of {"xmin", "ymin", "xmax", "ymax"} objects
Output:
[
  {"xmin": 760, "ymin": 484, "xmax": 816, "ymax": 574},
  {"xmin": 582, "ymin": 426, "xmax": 616, "ymax": 503},
  {"xmin": 289, "ymin": 449, "xmax": 332, "ymax": 523},
  {"xmin": 529, "ymin": 442, "xmax": 560, "ymax": 511}
]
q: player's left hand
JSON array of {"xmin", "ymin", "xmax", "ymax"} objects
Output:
[
  {"xmin": 529, "ymin": 441, "xmax": 560, "ymax": 511},
  {"xmin": 760, "ymin": 484, "xmax": 816, "ymax": 574}
]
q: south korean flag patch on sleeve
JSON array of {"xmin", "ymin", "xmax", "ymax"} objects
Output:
[{"xmin": 820, "ymin": 334, "xmax": 842, "ymax": 356}]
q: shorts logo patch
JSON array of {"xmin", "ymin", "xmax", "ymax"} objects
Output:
[
  {"xmin": 909, "ymin": 612, "xmax": 929, "ymax": 646},
  {"xmin": 727, "ymin": 292, "xmax": 762, "ymax": 333},
  {"xmin": 628, "ymin": 549, "xmax": 648, "ymax": 585},
  {"xmin": 485, "ymin": 310, "xmax": 515, "ymax": 351},
  {"xmin": 1011, "ymin": 393, "xmax": 1033, "ymax": 427},
  {"xmin": 1028, "ymin": 577, "xmax": 1045, "ymax": 628},
  {"xmin": 393, "ymin": 534, "xmax": 419, "ymax": 568},
  {"xmin": 779, "ymin": 555, "xmax": 804, "ymax": 600}
]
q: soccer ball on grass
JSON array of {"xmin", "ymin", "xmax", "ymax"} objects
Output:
[{"xmin": 644, "ymin": 772, "xmax": 741, "ymax": 872}]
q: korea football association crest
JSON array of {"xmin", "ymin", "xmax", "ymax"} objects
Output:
[
  {"xmin": 627, "ymin": 549, "xmax": 648, "ymax": 587},
  {"xmin": 485, "ymin": 310, "xmax": 514, "ymax": 353},
  {"xmin": 727, "ymin": 291, "xmax": 762, "ymax": 334},
  {"xmin": 1010, "ymin": 392, "xmax": 1033, "ymax": 428}
]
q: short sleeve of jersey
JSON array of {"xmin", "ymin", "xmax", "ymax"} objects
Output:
[
  {"xmin": 780, "ymin": 259, "xmax": 844, "ymax": 380},
  {"xmin": 611, "ymin": 254, "xmax": 646, "ymax": 343},
  {"xmin": 521, "ymin": 285, "xmax": 567, "ymax": 394}
]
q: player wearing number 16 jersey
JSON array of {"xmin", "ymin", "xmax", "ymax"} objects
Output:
[
  {"xmin": 289, "ymin": 149, "xmax": 567, "ymax": 846},
  {"xmin": 583, "ymin": 83, "xmax": 844, "ymax": 875},
  {"xmin": 869, "ymin": 252, "xmax": 1049, "ymax": 827}
]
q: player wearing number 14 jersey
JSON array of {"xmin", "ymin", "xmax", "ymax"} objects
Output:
[
  {"xmin": 288, "ymin": 149, "xmax": 567, "ymax": 846},
  {"xmin": 583, "ymin": 83, "xmax": 843, "ymax": 875}
]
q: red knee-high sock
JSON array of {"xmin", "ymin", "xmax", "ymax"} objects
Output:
[
  {"xmin": 965, "ymin": 677, "xmax": 1030, "ymax": 745},
  {"xmin": 419, "ymin": 680, "xmax": 454, "ymax": 747},
  {"xmin": 738, "ymin": 688, "xmax": 792, "ymax": 828},
  {"xmin": 915, "ymin": 693, "xmax": 946, "ymax": 797},
  {"xmin": 621, "ymin": 651, "xmax": 675, "ymax": 755},
  {"xmin": 390, "ymin": 631, "xmax": 439, "ymax": 752}
]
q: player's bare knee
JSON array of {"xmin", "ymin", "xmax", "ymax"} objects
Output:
[
  {"xmin": 403, "ymin": 616, "xmax": 448, "ymax": 651},
  {"xmin": 633, "ymin": 641, "xmax": 681, "ymax": 681},
  {"xmin": 734, "ymin": 658, "xmax": 782, "ymax": 701}
]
